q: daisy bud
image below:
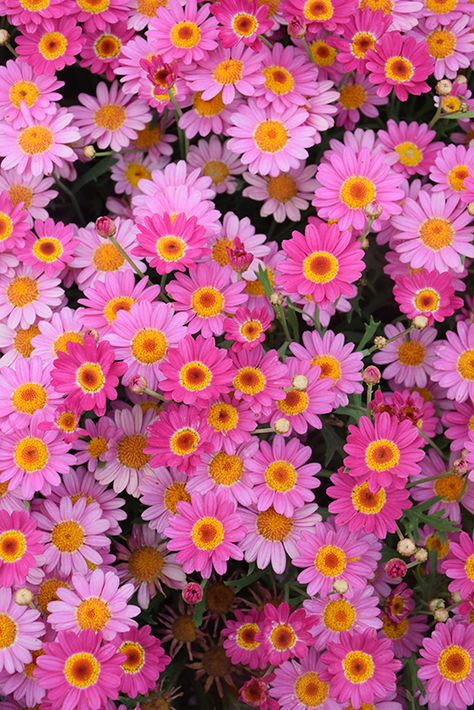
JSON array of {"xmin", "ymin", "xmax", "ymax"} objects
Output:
[
  {"xmin": 452, "ymin": 457, "xmax": 469, "ymax": 475},
  {"xmin": 273, "ymin": 418, "xmax": 290, "ymax": 434},
  {"xmin": 428, "ymin": 598, "xmax": 445, "ymax": 612},
  {"xmin": 182, "ymin": 582, "xmax": 202, "ymax": 605},
  {"xmin": 466, "ymin": 201, "xmax": 474, "ymax": 217},
  {"xmin": 288, "ymin": 17, "xmax": 306, "ymax": 40},
  {"xmin": 15, "ymin": 588, "xmax": 33, "ymax": 606},
  {"xmin": 359, "ymin": 236, "xmax": 369, "ymax": 250},
  {"xmin": 362, "ymin": 365, "xmax": 381, "ymax": 385},
  {"xmin": 412, "ymin": 315, "xmax": 429, "ymax": 330},
  {"xmin": 95, "ymin": 216, "xmax": 116, "ymax": 238},
  {"xmin": 460, "ymin": 102, "xmax": 469, "ymax": 113},
  {"xmin": 397, "ymin": 538, "xmax": 416, "ymax": 556},
  {"xmin": 292, "ymin": 375, "xmax": 308, "ymax": 391},
  {"xmin": 434, "ymin": 608, "xmax": 449, "ymax": 622},
  {"xmin": 128, "ymin": 375, "xmax": 148, "ymax": 394},
  {"xmin": 435, "ymin": 79, "xmax": 452, "ymax": 95},
  {"xmin": 414, "ymin": 548, "xmax": 428, "ymax": 563},
  {"xmin": 451, "ymin": 592, "xmax": 462, "ymax": 604},
  {"xmin": 332, "ymin": 579, "xmax": 348, "ymax": 594},
  {"xmin": 0, "ymin": 29, "xmax": 10, "ymax": 45},
  {"xmin": 226, "ymin": 238, "xmax": 253, "ymax": 274},
  {"xmin": 83, "ymin": 145, "xmax": 96, "ymax": 159},
  {"xmin": 364, "ymin": 200, "xmax": 383, "ymax": 219},
  {"xmin": 82, "ymin": 328, "xmax": 100, "ymax": 343},
  {"xmin": 270, "ymin": 292, "xmax": 283, "ymax": 306},
  {"xmin": 373, "ymin": 336, "xmax": 387, "ymax": 350},
  {"xmin": 385, "ymin": 558, "xmax": 407, "ymax": 580}
]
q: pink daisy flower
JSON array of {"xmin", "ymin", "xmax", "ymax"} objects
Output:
[
  {"xmin": 0, "ymin": 169, "xmax": 57, "ymax": 224},
  {"xmin": 382, "ymin": 612, "xmax": 429, "ymax": 660},
  {"xmin": 230, "ymin": 346, "xmax": 289, "ymax": 417},
  {"xmin": 337, "ymin": 8, "xmax": 392, "ymax": 71},
  {"xmin": 252, "ymin": 43, "xmax": 319, "ymax": 111},
  {"xmin": 0, "ymin": 0, "xmax": 65, "ymax": 30},
  {"xmin": 210, "ymin": 211, "xmax": 270, "ymax": 280},
  {"xmin": 319, "ymin": 630, "xmax": 402, "ymax": 707},
  {"xmin": 105, "ymin": 300, "xmax": 188, "ymax": 389},
  {"xmin": 140, "ymin": 467, "xmax": 192, "ymax": 535},
  {"xmin": 204, "ymin": 395, "xmax": 257, "ymax": 453},
  {"xmin": 247, "ymin": 435, "xmax": 320, "ymax": 516},
  {"xmin": 15, "ymin": 18, "xmax": 84, "ymax": 75},
  {"xmin": 223, "ymin": 306, "xmax": 271, "ymax": 352},
  {"xmin": 134, "ymin": 212, "xmax": 207, "ymax": 274},
  {"xmin": 0, "ymin": 510, "xmax": 43, "ymax": 587},
  {"xmin": 430, "ymin": 144, "xmax": 474, "ymax": 199},
  {"xmin": 443, "ymin": 530, "xmax": 474, "ymax": 598},
  {"xmin": 443, "ymin": 401, "xmax": 474, "ymax": 452},
  {"xmin": 269, "ymin": 648, "xmax": 336, "ymax": 710},
  {"xmin": 159, "ymin": 334, "xmax": 235, "ymax": 405},
  {"xmin": 393, "ymin": 269, "xmax": 463, "ymax": 324},
  {"xmin": 165, "ymin": 490, "xmax": 245, "ymax": 579},
  {"xmin": 366, "ymin": 32, "xmax": 434, "ymax": 101},
  {"xmin": 222, "ymin": 609, "xmax": 265, "ymax": 670},
  {"xmin": 432, "ymin": 321, "xmax": 474, "ymax": 402},
  {"xmin": 227, "ymin": 101, "xmax": 313, "ymax": 177},
  {"xmin": 115, "ymin": 524, "xmax": 186, "ymax": 608},
  {"xmin": 48, "ymin": 569, "xmax": 139, "ymax": 641},
  {"xmin": 418, "ymin": 620, "xmax": 474, "ymax": 710},
  {"xmin": 72, "ymin": 81, "xmax": 151, "ymax": 152},
  {"xmin": 179, "ymin": 90, "xmax": 236, "ymax": 140},
  {"xmin": 72, "ymin": 0, "xmax": 129, "ymax": 31},
  {"xmin": 166, "ymin": 262, "xmax": 248, "ymax": 338},
  {"xmin": 0, "ymin": 105, "xmax": 79, "ymax": 178},
  {"xmin": 33, "ymin": 496, "xmax": 110, "ymax": 577},
  {"xmin": 421, "ymin": 0, "xmax": 472, "ymax": 26},
  {"xmin": 110, "ymin": 151, "xmax": 157, "ymax": 196},
  {"xmin": 21, "ymin": 218, "xmax": 77, "ymax": 276},
  {"xmin": 0, "ymin": 588, "xmax": 44, "ymax": 674},
  {"xmin": 147, "ymin": 0, "xmax": 218, "ymax": 65},
  {"xmin": 328, "ymin": 471, "xmax": 412, "ymax": 538},
  {"xmin": 238, "ymin": 502, "xmax": 321, "ymax": 574},
  {"xmin": 257, "ymin": 602, "xmax": 314, "ymax": 665},
  {"xmin": 414, "ymin": 16, "xmax": 474, "ymax": 80},
  {"xmin": 358, "ymin": 0, "xmax": 423, "ymax": 32},
  {"xmin": 392, "ymin": 189, "xmax": 474, "ymax": 273},
  {"xmin": 314, "ymin": 146, "xmax": 405, "ymax": 231},
  {"xmin": 51, "ymin": 334, "xmax": 126, "ymax": 417},
  {"xmin": 146, "ymin": 403, "xmax": 212, "ymax": 474},
  {"xmin": 378, "ymin": 120, "xmax": 443, "ymax": 177},
  {"xmin": 36, "ymin": 629, "xmax": 124, "ymax": 710},
  {"xmin": 291, "ymin": 520, "xmax": 381, "ymax": 596},
  {"xmin": 0, "ymin": 59, "xmax": 63, "ymax": 123},
  {"xmin": 211, "ymin": 0, "xmax": 272, "ymax": 49},
  {"xmin": 242, "ymin": 164, "xmax": 317, "ymax": 223},
  {"xmin": 0, "ymin": 414, "xmax": 75, "ymax": 499},
  {"xmin": 114, "ymin": 625, "xmax": 170, "ymax": 698},
  {"xmin": 336, "ymin": 73, "xmax": 388, "ymax": 131},
  {"xmin": 31, "ymin": 307, "xmax": 83, "ymax": 365},
  {"xmin": 343, "ymin": 412, "xmax": 425, "ymax": 492},
  {"xmin": 372, "ymin": 323, "xmax": 437, "ymax": 388},
  {"xmin": 79, "ymin": 23, "xmax": 134, "ymax": 81},
  {"xmin": 305, "ymin": 79, "xmax": 339, "ymax": 140},
  {"xmin": 0, "ymin": 266, "xmax": 62, "ymax": 329},
  {"xmin": 77, "ymin": 271, "xmax": 160, "ymax": 335},
  {"xmin": 114, "ymin": 34, "xmax": 154, "ymax": 96},
  {"xmin": 277, "ymin": 219, "xmax": 365, "ymax": 309},
  {"xmin": 187, "ymin": 136, "xmax": 245, "ymax": 195},
  {"xmin": 284, "ymin": 0, "xmax": 357, "ymax": 32},
  {"xmin": 184, "ymin": 43, "xmax": 263, "ymax": 105}
]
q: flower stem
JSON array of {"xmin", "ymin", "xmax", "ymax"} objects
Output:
[
  {"xmin": 108, "ymin": 234, "xmax": 144, "ymax": 278},
  {"xmin": 419, "ymin": 430, "xmax": 448, "ymax": 461},
  {"xmin": 429, "ymin": 105, "xmax": 444, "ymax": 129},
  {"xmin": 143, "ymin": 387, "xmax": 166, "ymax": 402},
  {"xmin": 55, "ymin": 178, "xmax": 85, "ymax": 225}
]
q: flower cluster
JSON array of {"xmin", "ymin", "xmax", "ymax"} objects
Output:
[{"xmin": 0, "ymin": 0, "xmax": 473, "ymax": 708}]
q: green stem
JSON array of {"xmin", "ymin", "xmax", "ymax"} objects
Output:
[
  {"xmin": 259, "ymin": 35, "xmax": 273, "ymax": 48},
  {"xmin": 6, "ymin": 42, "xmax": 17, "ymax": 57},
  {"xmin": 108, "ymin": 234, "xmax": 144, "ymax": 278},
  {"xmin": 168, "ymin": 91, "xmax": 189, "ymax": 159},
  {"xmin": 429, "ymin": 105, "xmax": 443, "ymax": 129},
  {"xmin": 143, "ymin": 387, "xmax": 166, "ymax": 402},
  {"xmin": 55, "ymin": 178, "xmax": 85, "ymax": 225},
  {"xmin": 407, "ymin": 471, "xmax": 458, "ymax": 488},
  {"xmin": 313, "ymin": 304, "xmax": 322, "ymax": 333},
  {"xmin": 276, "ymin": 305, "xmax": 291, "ymax": 342},
  {"xmin": 254, "ymin": 427, "xmax": 274, "ymax": 434},
  {"xmin": 366, "ymin": 383, "xmax": 373, "ymax": 409},
  {"xmin": 419, "ymin": 430, "xmax": 448, "ymax": 461},
  {"xmin": 366, "ymin": 325, "xmax": 412, "ymax": 354}
]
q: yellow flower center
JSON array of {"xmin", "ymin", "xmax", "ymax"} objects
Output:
[
  {"xmin": 314, "ymin": 544, "xmax": 347, "ymax": 577},
  {"xmin": 32, "ymin": 237, "xmax": 63, "ymax": 263},
  {"xmin": 240, "ymin": 319, "xmax": 263, "ymax": 342},
  {"xmin": 207, "ymin": 402, "xmax": 239, "ymax": 432},
  {"xmin": 385, "ymin": 56, "xmax": 414, "ymax": 82},
  {"xmin": 76, "ymin": 597, "xmax": 111, "ymax": 632},
  {"xmin": 209, "ymin": 451, "xmax": 243, "ymax": 486},
  {"xmin": 131, "ymin": 328, "xmax": 168, "ymax": 364},
  {"xmin": 53, "ymin": 331, "xmax": 83, "ymax": 356},
  {"xmin": 128, "ymin": 546, "xmax": 164, "ymax": 582},
  {"xmin": 0, "ymin": 530, "xmax": 27, "ymax": 563},
  {"xmin": 323, "ymin": 599, "xmax": 357, "ymax": 631},
  {"xmin": 11, "ymin": 382, "xmax": 47, "ymax": 415},
  {"xmin": 211, "ymin": 237, "xmax": 233, "ymax": 266},
  {"xmin": 448, "ymin": 164, "xmax": 469, "ymax": 192},
  {"xmin": 170, "ymin": 427, "xmax": 200, "ymax": 456},
  {"xmin": 339, "ymin": 84, "xmax": 367, "ymax": 110},
  {"xmin": 427, "ymin": 29, "xmax": 456, "ymax": 59},
  {"xmin": 103, "ymin": 296, "xmax": 135, "ymax": 323},
  {"xmin": 76, "ymin": 363, "xmax": 105, "ymax": 393},
  {"xmin": 119, "ymin": 641, "xmax": 145, "ymax": 674},
  {"xmin": 419, "ymin": 217, "xmax": 454, "ymax": 250},
  {"xmin": 264, "ymin": 460, "xmax": 297, "ymax": 492},
  {"xmin": 64, "ymin": 652, "xmax": 101, "ymax": 689},
  {"xmin": 343, "ymin": 651, "xmax": 375, "ymax": 684},
  {"xmin": 202, "ymin": 160, "xmax": 229, "ymax": 185},
  {"xmin": 236, "ymin": 623, "xmax": 260, "ymax": 650},
  {"xmin": 263, "ymin": 66, "xmax": 295, "ymax": 95},
  {"xmin": 267, "ymin": 174, "xmax": 298, "ymax": 202},
  {"xmin": 310, "ymin": 40, "xmax": 337, "ymax": 66},
  {"xmin": 94, "ymin": 104, "xmax": 126, "ymax": 131},
  {"xmin": 57, "ymin": 411, "xmax": 78, "ymax": 433},
  {"xmin": 360, "ymin": 0, "xmax": 393, "ymax": 12},
  {"xmin": 76, "ymin": 0, "xmax": 110, "ymax": 13},
  {"xmin": 117, "ymin": 434, "xmax": 151, "ymax": 469},
  {"xmin": 254, "ymin": 119, "xmax": 288, "ymax": 153},
  {"xmin": 213, "ymin": 59, "xmax": 243, "ymax": 85},
  {"xmin": 93, "ymin": 242, "xmax": 125, "ymax": 271},
  {"xmin": 256, "ymin": 507, "xmax": 292, "ymax": 541},
  {"xmin": 270, "ymin": 623, "xmax": 297, "ymax": 650},
  {"xmin": 191, "ymin": 286, "xmax": 224, "ymax": 318},
  {"xmin": 179, "ymin": 361, "xmax": 213, "ymax": 391},
  {"xmin": 14, "ymin": 436, "xmax": 48, "ymax": 472},
  {"xmin": 426, "ymin": 534, "xmax": 449, "ymax": 559},
  {"xmin": 124, "ymin": 162, "xmax": 151, "ymax": 188},
  {"xmin": 7, "ymin": 276, "xmax": 38, "ymax": 307},
  {"xmin": 36, "ymin": 577, "xmax": 70, "ymax": 614},
  {"xmin": 163, "ymin": 481, "xmax": 190, "ymax": 513},
  {"xmin": 294, "ymin": 672, "xmax": 329, "ymax": 707},
  {"xmin": 351, "ymin": 31, "xmax": 376, "ymax": 58},
  {"xmin": 94, "ymin": 33, "xmax": 121, "ymax": 58},
  {"xmin": 382, "ymin": 615, "xmax": 409, "ymax": 640},
  {"xmin": 442, "ymin": 95, "xmax": 462, "ymax": 113},
  {"xmin": 193, "ymin": 91, "xmax": 225, "ymax": 117},
  {"xmin": 414, "ymin": 288, "xmax": 440, "ymax": 312},
  {"xmin": 351, "ymin": 482, "xmax": 387, "ymax": 513},
  {"xmin": 13, "ymin": 324, "xmax": 39, "ymax": 357},
  {"xmin": 437, "ymin": 645, "xmax": 472, "ymax": 682},
  {"xmin": 311, "ymin": 354, "xmax": 341, "ymax": 381},
  {"xmin": 38, "ymin": 31, "xmax": 68, "ymax": 59},
  {"xmin": 424, "ymin": 0, "xmax": 458, "ymax": 13},
  {"xmin": 170, "ymin": 20, "xmax": 201, "ymax": 48},
  {"xmin": 51, "ymin": 520, "xmax": 85, "ymax": 552},
  {"xmin": 395, "ymin": 141, "xmax": 423, "ymax": 167},
  {"xmin": 18, "ymin": 126, "xmax": 53, "ymax": 156},
  {"xmin": 137, "ymin": 0, "xmax": 166, "ymax": 17},
  {"xmin": 19, "ymin": 0, "xmax": 49, "ymax": 10},
  {"xmin": 340, "ymin": 176, "xmax": 376, "ymax": 209},
  {"xmin": 7, "ymin": 183, "xmax": 32, "ymax": 209},
  {"xmin": 457, "ymin": 349, "xmax": 474, "ymax": 381},
  {"xmin": 303, "ymin": 0, "xmax": 334, "ymax": 21},
  {"xmin": 465, "ymin": 554, "xmax": 474, "ymax": 581},
  {"xmin": 278, "ymin": 389, "xmax": 309, "ymax": 415},
  {"xmin": 397, "ymin": 340, "xmax": 426, "ymax": 366},
  {"xmin": 434, "ymin": 473, "xmax": 465, "ymax": 501},
  {"xmin": 191, "ymin": 516, "xmax": 225, "ymax": 550},
  {"xmin": 233, "ymin": 366, "xmax": 266, "ymax": 395},
  {"xmin": 232, "ymin": 12, "xmax": 257, "ymax": 36},
  {"xmin": 303, "ymin": 250, "xmax": 339, "ymax": 284},
  {"xmin": 365, "ymin": 439, "xmax": 400, "ymax": 471},
  {"xmin": 9, "ymin": 80, "xmax": 40, "ymax": 109},
  {"xmin": 0, "ymin": 614, "xmax": 17, "ymax": 649},
  {"xmin": 134, "ymin": 123, "xmax": 161, "ymax": 150}
]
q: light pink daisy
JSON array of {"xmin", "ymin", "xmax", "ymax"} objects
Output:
[
  {"xmin": 421, "ymin": 0, "xmax": 472, "ymax": 26},
  {"xmin": 372, "ymin": 322, "xmax": 438, "ymax": 388},
  {"xmin": 414, "ymin": 16, "xmax": 474, "ymax": 80},
  {"xmin": 314, "ymin": 146, "xmax": 405, "ymax": 231},
  {"xmin": 0, "ymin": 510, "xmax": 43, "ymax": 587},
  {"xmin": 243, "ymin": 164, "xmax": 317, "ymax": 223},
  {"xmin": 443, "ymin": 401, "xmax": 474, "ymax": 452},
  {"xmin": 134, "ymin": 212, "xmax": 207, "ymax": 274},
  {"xmin": 15, "ymin": 17, "xmax": 84, "ymax": 75},
  {"xmin": 110, "ymin": 151, "xmax": 157, "ymax": 196},
  {"xmin": 105, "ymin": 300, "xmax": 188, "ymax": 389},
  {"xmin": 432, "ymin": 321, "xmax": 474, "ymax": 402},
  {"xmin": 269, "ymin": 648, "xmax": 337, "ymax": 710},
  {"xmin": 430, "ymin": 144, "xmax": 474, "ymax": 199},
  {"xmin": 0, "ymin": 588, "xmax": 44, "ymax": 674},
  {"xmin": 358, "ymin": 0, "xmax": 422, "ymax": 32},
  {"xmin": 336, "ymin": 73, "xmax": 388, "ymax": 130},
  {"xmin": 140, "ymin": 466, "xmax": 191, "ymax": 535},
  {"xmin": 21, "ymin": 217, "xmax": 77, "ymax": 276},
  {"xmin": 0, "ymin": 59, "xmax": 63, "ymax": 123},
  {"xmin": 222, "ymin": 609, "xmax": 265, "ymax": 670},
  {"xmin": 0, "ymin": 106, "xmax": 79, "ymax": 177},
  {"xmin": 378, "ymin": 120, "xmax": 443, "ymax": 177},
  {"xmin": 114, "ymin": 34, "xmax": 154, "ymax": 95},
  {"xmin": 187, "ymin": 136, "xmax": 245, "ymax": 195},
  {"xmin": 74, "ymin": 416, "xmax": 116, "ymax": 473},
  {"xmin": 211, "ymin": 211, "xmax": 270, "ymax": 280},
  {"xmin": 0, "ymin": 266, "xmax": 62, "ymax": 329},
  {"xmin": 393, "ymin": 268, "xmax": 463, "ymax": 324},
  {"xmin": 147, "ymin": 0, "xmax": 218, "ymax": 65},
  {"xmin": 0, "ymin": 355, "xmax": 62, "ymax": 429},
  {"xmin": 0, "ymin": 169, "xmax": 57, "ymax": 224},
  {"xmin": 227, "ymin": 101, "xmax": 313, "ymax": 177},
  {"xmin": 115, "ymin": 524, "xmax": 186, "ymax": 607},
  {"xmin": 223, "ymin": 307, "xmax": 272, "ymax": 353},
  {"xmin": 31, "ymin": 307, "xmax": 83, "ymax": 365},
  {"xmin": 79, "ymin": 22, "xmax": 134, "ymax": 81},
  {"xmin": 252, "ymin": 43, "xmax": 319, "ymax": 111},
  {"xmin": 305, "ymin": 80, "xmax": 339, "ymax": 142},
  {"xmin": 230, "ymin": 345, "xmax": 289, "ymax": 417},
  {"xmin": 114, "ymin": 624, "xmax": 170, "ymax": 698},
  {"xmin": 32, "ymin": 496, "xmax": 110, "ymax": 576}
]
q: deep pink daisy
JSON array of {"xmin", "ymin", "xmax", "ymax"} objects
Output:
[
  {"xmin": 79, "ymin": 22, "xmax": 134, "ymax": 81},
  {"xmin": 0, "ymin": 510, "xmax": 43, "ymax": 587},
  {"xmin": 211, "ymin": 0, "xmax": 272, "ymax": 49},
  {"xmin": 0, "ymin": 190, "xmax": 31, "ymax": 253},
  {"xmin": 21, "ymin": 217, "xmax": 77, "ymax": 276},
  {"xmin": 230, "ymin": 345, "xmax": 289, "ymax": 417},
  {"xmin": 283, "ymin": 0, "xmax": 358, "ymax": 32},
  {"xmin": 257, "ymin": 602, "xmax": 314, "ymax": 666},
  {"xmin": 443, "ymin": 401, "xmax": 474, "ymax": 452},
  {"xmin": 147, "ymin": 0, "xmax": 218, "ymax": 65},
  {"xmin": 134, "ymin": 212, "xmax": 207, "ymax": 274},
  {"xmin": 15, "ymin": 18, "xmax": 84, "ymax": 75},
  {"xmin": 222, "ymin": 609, "xmax": 265, "ymax": 670},
  {"xmin": 224, "ymin": 306, "xmax": 271, "ymax": 353},
  {"xmin": 337, "ymin": 8, "xmax": 392, "ymax": 71},
  {"xmin": 432, "ymin": 321, "xmax": 474, "ymax": 402},
  {"xmin": 72, "ymin": 0, "xmax": 129, "ymax": 31},
  {"xmin": 114, "ymin": 625, "xmax": 170, "ymax": 698},
  {"xmin": 442, "ymin": 531, "xmax": 474, "ymax": 599},
  {"xmin": 393, "ymin": 269, "xmax": 464, "ymax": 324}
]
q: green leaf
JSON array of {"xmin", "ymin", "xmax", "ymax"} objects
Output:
[
  {"xmin": 73, "ymin": 156, "xmax": 117, "ymax": 193},
  {"xmin": 256, "ymin": 265, "xmax": 274, "ymax": 298},
  {"xmin": 321, "ymin": 425, "xmax": 344, "ymax": 466},
  {"xmin": 356, "ymin": 316, "xmax": 381, "ymax": 352},
  {"xmin": 227, "ymin": 566, "xmax": 266, "ymax": 591},
  {"xmin": 440, "ymin": 110, "xmax": 474, "ymax": 120}
]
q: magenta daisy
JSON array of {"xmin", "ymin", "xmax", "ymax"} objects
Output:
[
  {"xmin": 140, "ymin": 467, "xmax": 191, "ymax": 535},
  {"xmin": 223, "ymin": 307, "xmax": 271, "ymax": 353},
  {"xmin": 243, "ymin": 164, "xmax": 317, "ymax": 224},
  {"xmin": 79, "ymin": 22, "xmax": 134, "ymax": 81},
  {"xmin": 319, "ymin": 630, "xmax": 402, "ymax": 707},
  {"xmin": 72, "ymin": 0, "xmax": 129, "ymax": 31},
  {"xmin": 48, "ymin": 569, "xmax": 139, "ymax": 640},
  {"xmin": 0, "ymin": 58, "xmax": 63, "ymax": 123},
  {"xmin": 134, "ymin": 212, "xmax": 207, "ymax": 274},
  {"xmin": 21, "ymin": 217, "xmax": 77, "ymax": 276},
  {"xmin": 0, "ymin": 355, "xmax": 62, "ymax": 428},
  {"xmin": 212, "ymin": 0, "xmax": 272, "ymax": 49},
  {"xmin": 230, "ymin": 346, "xmax": 289, "ymax": 417},
  {"xmin": 114, "ymin": 625, "xmax": 170, "ymax": 697},
  {"xmin": 205, "ymin": 395, "xmax": 257, "ymax": 453},
  {"xmin": 0, "ymin": 510, "xmax": 43, "ymax": 587},
  {"xmin": 210, "ymin": 211, "xmax": 270, "ymax": 279},
  {"xmin": 0, "ymin": 0, "xmax": 64, "ymax": 30},
  {"xmin": 227, "ymin": 101, "xmax": 313, "ymax": 177},
  {"xmin": 72, "ymin": 81, "xmax": 151, "ymax": 152},
  {"xmin": 0, "ymin": 588, "xmax": 44, "ymax": 674},
  {"xmin": 164, "ymin": 490, "xmax": 245, "ymax": 579},
  {"xmin": 252, "ymin": 43, "xmax": 319, "ymax": 111},
  {"xmin": 443, "ymin": 530, "xmax": 474, "ymax": 598},
  {"xmin": 328, "ymin": 471, "xmax": 412, "ymax": 538},
  {"xmin": 283, "ymin": 0, "xmax": 357, "ymax": 31},
  {"xmin": 393, "ymin": 269, "xmax": 463, "ymax": 324},
  {"xmin": 277, "ymin": 219, "xmax": 365, "ymax": 309},
  {"xmin": 166, "ymin": 262, "xmax": 247, "ymax": 338},
  {"xmin": 257, "ymin": 602, "xmax": 314, "ymax": 665},
  {"xmin": 36, "ymin": 629, "xmax": 124, "ymax": 709},
  {"xmin": 0, "ymin": 106, "xmax": 80, "ymax": 177},
  {"xmin": 314, "ymin": 146, "xmax": 405, "ymax": 231},
  {"xmin": 337, "ymin": 8, "xmax": 392, "ymax": 71},
  {"xmin": 372, "ymin": 323, "xmax": 437, "ymax": 388},
  {"xmin": 147, "ymin": 0, "xmax": 218, "ymax": 65},
  {"xmin": 247, "ymin": 435, "xmax": 320, "ymax": 516},
  {"xmin": 343, "ymin": 412, "xmax": 425, "ymax": 492},
  {"xmin": 15, "ymin": 17, "xmax": 84, "ymax": 75},
  {"xmin": 418, "ymin": 620, "xmax": 474, "ymax": 710},
  {"xmin": 222, "ymin": 609, "xmax": 265, "ymax": 670},
  {"xmin": 430, "ymin": 143, "xmax": 474, "ymax": 199},
  {"xmin": 33, "ymin": 496, "xmax": 110, "ymax": 576},
  {"xmin": 432, "ymin": 322, "xmax": 474, "ymax": 402},
  {"xmin": 269, "ymin": 648, "xmax": 334, "ymax": 710},
  {"xmin": 378, "ymin": 119, "xmax": 444, "ymax": 177},
  {"xmin": 366, "ymin": 32, "xmax": 434, "ymax": 101},
  {"xmin": 105, "ymin": 300, "xmax": 188, "ymax": 389},
  {"xmin": 187, "ymin": 136, "xmax": 246, "ymax": 195},
  {"xmin": 51, "ymin": 334, "xmax": 126, "ymax": 416}
]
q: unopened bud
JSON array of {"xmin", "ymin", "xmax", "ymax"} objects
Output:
[
  {"xmin": 460, "ymin": 102, "xmax": 469, "ymax": 113},
  {"xmin": 428, "ymin": 598, "xmax": 445, "ymax": 612},
  {"xmin": 82, "ymin": 328, "xmax": 100, "ymax": 343},
  {"xmin": 15, "ymin": 588, "xmax": 33, "ymax": 606},
  {"xmin": 182, "ymin": 582, "xmax": 202, "ymax": 605},
  {"xmin": 332, "ymin": 579, "xmax": 348, "ymax": 594},
  {"xmin": 451, "ymin": 592, "xmax": 462, "ymax": 604},
  {"xmin": 434, "ymin": 608, "xmax": 449, "ymax": 622},
  {"xmin": 95, "ymin": 216, "xmax": 116, "ymax": 238},
  {"xmin": 414, "ymin": 548, "xmax": 428, "ymax": 563},
  {"xmin": 128, "ymin": 375, "xmax": 147, "ymax": 394},
  {"xmin": 270, "ymin": 292, "xmax": 283, "ymax": 306},
  {"xmin": 288, "ymin": 16, "xmax": 306, "ymax": 39},
  {"xmin": 362, "ymin": 365, "xmax": 381, "ymax": 385},
  {"xmin": 292, "ymin": 375, "xmax": 308, "ymax": 391},
  {"xmin": 365, "ymin": 200, "xmax": 383, "ymax": 219},
  {"xmin": 83, "ymin": 145, "xmax": 96, "ymax": 159},
  {"xmin": 359, "ymin": 236, "xmax": 369, "ymax": 250},
  {"xmin": 466, "ymin": 201, "xmax": 474, "ymax": 217},
  {"xmin": 435, "ymin": 79, "xmax": 452, "ymax": 96},
  {"xmin": 0, "ymin": 29, "xmax": 10, "ymax": 46},
  {"xmin": 397, "ymin": 538, "xmax": 416, "ymax": 557},
  {"xmin": 385, "ymin": 558, "xmax": 407, "ymax": 580},
  {"xmin": 373, "ymin": 336, "xmax": 387, "ymax": 350},
  {"xmin": 226, "ymin": 238, "xmax": 253, "ymax": 274},
  {"xmin": 274, "ymin": 418, "xmax": 290, "ymax": 434},
  {"xmin": 452, "ymin": 458, "xmax": 469, "ymax": 476},
  {"xmin": 412, "ymin": 315, "xmax": 429, "ymax": 330}
]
